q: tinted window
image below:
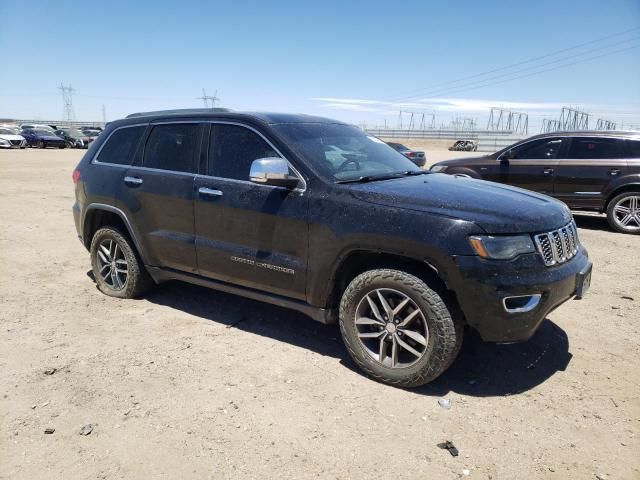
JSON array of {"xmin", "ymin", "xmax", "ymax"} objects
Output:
[
  {"xmin": 96, "ymin": 126, "xmax": 145, "ymax": 165},
  {"xmin": 567, "ymin": 137, "xmax": 626, "ymax": 159},
  {"xmin": 627, "ymin": 140, "xmax": 640, "ymax": 157},
  {"xmin": 512, "ymin": 138, "xmax": 563, "ymax": 160},
  {"xmin": 143, "ymin": 124, "xmax": 199, "ymax": 173},
  {"xmin": 210, "ymin": 124, "xmax": 280, "ymax": 180}
]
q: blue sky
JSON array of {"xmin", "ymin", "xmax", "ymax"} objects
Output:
[{"xmin": 1, "ymin": 0, "xmax": 639, "ymax": 130}]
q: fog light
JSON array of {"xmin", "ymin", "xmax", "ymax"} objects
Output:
[{"xmin": 502, "ymin": 294, "xmax": 541, "ymax": 313}]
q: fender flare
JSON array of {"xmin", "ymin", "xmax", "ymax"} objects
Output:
[
  {"xmin": 82, "ymin": 203, "xmax": 149, "ymax": 264},
  {"xmin": 444, "ymin": 167, "xmax": 481, "ymax": 179},
  {"xmin": 320, "ymin": 246, "xmax": 453, "ymax": 307}
]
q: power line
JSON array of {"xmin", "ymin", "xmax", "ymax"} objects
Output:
[
  {"xmin": 392, "ymin": 43, "xmax": 640, "ymax": 102},
  {"xmin": 383, "ymin": 26, "xmax": 640, "ymax": 101},
  {"xmin": 390, "ymin": 37, "xmax": 639, "ymax": 102}
]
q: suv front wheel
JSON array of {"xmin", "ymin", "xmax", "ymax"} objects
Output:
[
  {"xmin": 606, "ymin": 192, "xmax": 640, "ymax": 234},
  {"xmin": 339, "ymin": 269, "xmax": 462, "ymax": 388},
  {"xmin": 90, "ymin": 227, "xmax": 153, "ymax": 298}
]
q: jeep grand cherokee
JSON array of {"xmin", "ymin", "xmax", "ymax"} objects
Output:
[{"xmin": 72, "ymin": 109, "xmax": 592, "ymax": 387}]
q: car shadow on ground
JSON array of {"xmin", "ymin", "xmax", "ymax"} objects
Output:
[
  {"xmin": 133, "ymin": 278, "xmax": 573, "ymax": 398},
  {"xmin": 573, "ymin": 212, "xmax": 612, "ymax": 232}
]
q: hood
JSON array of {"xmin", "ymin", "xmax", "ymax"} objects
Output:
[
  {"xmin": 433, "ymin": 155, "xmax": 492, "ymax": 167},
  {"xmin": 0, "ymin": 134, "xmax": 24, "ymax": 141},
  {"xmin": 349, "ymin": 173, "xmax": 572, "ymax": 234}
]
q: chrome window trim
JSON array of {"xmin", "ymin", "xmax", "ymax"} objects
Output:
[
  {"xmin": 204, "ymin": 120, "xmax": 307, "ymax": 193},
  {"xmin": 91, "ymin": 119, "xmax": 307, "ymax": 192},
  {"xmin": 127, "ymin": 165, "xmax": 197, "ymax": 177},
  {"xmin": 91, "ymin": 123, "xmax": 149, "ymax": 166}
]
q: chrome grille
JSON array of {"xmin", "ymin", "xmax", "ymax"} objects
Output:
[{"xmin": 534, "ymin": 222, "xmax": 579, "ymax": 267}]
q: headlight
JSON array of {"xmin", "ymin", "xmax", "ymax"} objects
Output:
[
  {"xmin": 469, "ymin": 235, "xmax": 535, "ymax": 260},
  {"xmin": 430, "ymin": 164, "xmax": 448, "ymax": 172},
  {"xmin": 0, "ymin": 139, "xmax": 10, "ymax": 145}
]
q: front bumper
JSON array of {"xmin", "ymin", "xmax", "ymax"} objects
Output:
[
  {"xmin": 0, "ymin": 141, "xmax": 25, "ymax": 149},
  {"xmin": 450, "ymin": 247, "xmax": 591, "ymax": 342}
]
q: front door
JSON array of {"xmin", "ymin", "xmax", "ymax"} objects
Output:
[
  {"xmin": 483, "ymin": 137, "xmax": 567, "ymax": 194},
  {"xmin": 119, "ymin": 122, "xmax": 204, "ymax": 272},
  {"xmin": 194, "ymin": 123, "xmax": 309, "ymax": 300}
]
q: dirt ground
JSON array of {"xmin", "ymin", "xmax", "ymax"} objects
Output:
[{"xmin": 1, "ymin": 147, "xmax": 639, "ymax": 480}]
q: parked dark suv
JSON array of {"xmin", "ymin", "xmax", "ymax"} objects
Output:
[
  {"xmin": 431, "ymin": 131, "xmax": 640, "ymax": 234},
  {"xmin": 72, "ymin": 110, "xmax": 592, "ymax": 387}
]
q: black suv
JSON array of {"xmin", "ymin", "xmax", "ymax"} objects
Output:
[
  {"xmin": 431, "ymin": 131, "xmax": 640, "ymax": 234},
  {"xmin": 73, "ymin": 110, "xmax": 592, "ymax": 387}
]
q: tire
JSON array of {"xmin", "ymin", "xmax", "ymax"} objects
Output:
[
  {"xmin": 606, "ymin": 191, "xmax": 640, "ymax": 234},
  {"xmin": 89, "ymin": 227, "xmax": 154, "ymax": 298},
  {"xmin": 339, "ymin": 269, "xmax": 462, "ymax": 388},
  {"xmin": 37, "ymin": 140, "xmax": 45, "ymax": 149}
]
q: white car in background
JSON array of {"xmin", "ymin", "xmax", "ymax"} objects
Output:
[{"xmin": 0, "ymin": 127, "xmax": 27, "ymax": 149}]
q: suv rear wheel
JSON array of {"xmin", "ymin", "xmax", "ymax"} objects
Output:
[
  {"xmin": 606, "ymin": 192, "xmax": 640, "ymax": 234},
  {"xmin": 339, "ymin": 269, "xmax": 462, "ymax": 388},
  {"xmin": 90, "ymin": 227, "xmax": 153, "ymax": 298}
]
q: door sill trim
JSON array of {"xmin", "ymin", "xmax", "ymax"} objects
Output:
[{"xmin": 146, "ymin": 266, "xmax": 334, "ymax": 324}]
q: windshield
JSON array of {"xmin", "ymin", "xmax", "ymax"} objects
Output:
[{"xmin": 273, "ymin": 123, "xmax": 420, "ymax": 181}]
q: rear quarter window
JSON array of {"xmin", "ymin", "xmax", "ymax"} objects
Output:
[
  {"xmin": 96, "ymin": 126, "xmax": 146, "ymax": 165},
  {"xmin": 626, "ymin": 140, "xmax": 640, "ymax": 157}
]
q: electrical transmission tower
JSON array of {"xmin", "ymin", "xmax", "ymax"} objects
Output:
[
  {"xmin": 541, "ymin": 119, "xmax": 561, "ymax": 133},
  {"xmin": 462, "ymin": 118, "xmax": 477, "ymax": 130},
  {"xmin": 559, "ymin": 107, "xmax": 591, "ymax": 130},
  {"xmin": 487, "ymin": 107, "xmax": 528, "ymax": 135},
  {"xmin": 398, "ymin": 110, "xmax": 436, "ymax": 130},
  {"xmin": 198, "ymin": 88, "xmax": 220, "ymax": 108},
  {"xmin": 596, "ymin": 118, "xmax": 616, "ymax": 130},
  {"xmin": 58, "ymin": 83, "xmax": 76, "ymax": 122}
]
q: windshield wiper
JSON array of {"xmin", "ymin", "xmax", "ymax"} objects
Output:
[
  {"xmin": 336, "ymin": 174, "xmax": 402, "ymax": 184},
  {"xmin": 335, "ymin": 170, "xmax": 427, "ymax": 184}
]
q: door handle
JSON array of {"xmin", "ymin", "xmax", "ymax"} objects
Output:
[
  {"xmin": 609, "ymin": 168, "xmax": 620, "ymax": 176},
  {"xmin": 198, "ymin": 187, "xmax": 223, "ymax": 197},
  {"xmin": 543, "ymin": 168, "xmax": 554, "ymax": 175},
  {"xmin": 124, "ymin": 176, "xmax": 143, "ymax": 186}
]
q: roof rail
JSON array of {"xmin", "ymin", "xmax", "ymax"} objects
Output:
[{"xmin": 126, "ymin": 108, "xmax": 232, "ymax": 118}]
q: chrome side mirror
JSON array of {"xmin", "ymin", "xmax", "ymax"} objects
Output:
[{"xmin": 249, "ymin": 157, "xmax": 300, "ymax": 188}]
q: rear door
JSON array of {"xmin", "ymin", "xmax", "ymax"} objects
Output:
[
  {"xmin": 553, "ymin": 136, "xmax": 628, "ymax": 209},
  {"xmin": 193, "ymin": 123, "xmax": 309, "ymax": 300},
  {"xmin": 483, "ymin": 137, "xmax": 566, "ymax": 194},
  {"xmin": 119, "ymin": 122, "xmax": 205, "ymax": 272}
]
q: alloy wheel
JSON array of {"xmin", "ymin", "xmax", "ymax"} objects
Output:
[
  {"xmin": 95, "ymin": 239, "xmax": 128, "ymax": 290},
  {"xmin": 354, "ymin": 288, "xmax": 429, "ymax": 368},
  {"xmin": 612, "ymin": 195, "xmax": 640, "ymax": 232}
]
